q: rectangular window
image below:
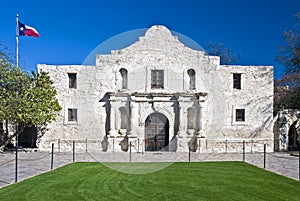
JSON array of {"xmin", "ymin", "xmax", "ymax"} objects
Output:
[
  {"xmin": 236, "ymin": 109, "xmax": 245, "ymax": 122},
  {"xmin": 188, "ymin": 69, "xmax": 196, "ymax": 90},
  {"xmin": 68, "ymin": 109, "xmax": 77, "ymax": 121},
  {"xmin": 233, "ymin": 73, "xmax": 241, "ymax": 89},
  {"xmin": 68, "ymin": 73, "xmax": 77, "ymax": 89},
  {"xmin": 151, "ymin": 70, "xmax": 164, "ymax": 89}
]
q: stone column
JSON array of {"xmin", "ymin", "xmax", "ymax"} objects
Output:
[
  {"xmin": 109, "ymin": 101, "xmax": 117, "ymax": 136},
  {"xmin": 115, "ymin": 109, "xmax": 120, "ymax": 131},
  {"xmin": 177, "ymin": 104, "xmax": 186, "ymax": 152},
  {"xmin": 177, "ymin": 103, "xmax": 186, "ymax": 137},
  {"xmin": 128, "ymin": 101, "xmax": 136, "ymax": 136},
  {"xmin": 197, "ymin": 102, "xmax": 203, "ymax": 136}
]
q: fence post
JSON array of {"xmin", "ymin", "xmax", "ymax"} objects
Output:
[
  {"xmin": 225, "ymin": 140, "xmax": 228, "ymax": 154},
  {"xmin": 113, "ymin": 138, "xmax": 115, "ymax": 153},
  {"xmin": 198, "ymin": 138, "xmax": 201, "ymax": 154},
  {"xmin": 129, "ymin": 141, "xmax": 132, "ymax": 162},
  {"xmin": 73, "ymin": 141, "xmax": 75, "ymax": 162},
  {"xmin": 298, "ymin": 148, "xmax": 300, "ymax": 181},
  {"xmin": 264, "ymin": 144, "xmax": 266, "ymax": 169},
  {"xmin": 58, "ymin": 138, "xmax": 60, "ymax": 153},
  {"xmin": 189, "ymin": 149, "xmax": 191, "ymax": 162},
  {"xmin": 51, "ymin": 143, "xmax": 54, "ymax": 170},
  {"xmin": 85, "ymin": 138, "xmax": 88, "ymax": 153},
  {"xmin": 137, "ymin": 138, "xmax": 140, "ymax": 153},
  {"xmin": 243, "ymin": 140, "xmax": 245, "ymax": 162}
]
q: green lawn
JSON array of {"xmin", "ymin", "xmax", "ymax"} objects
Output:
[{"xmin": 0, "ymin": 162, "xmax": 299, "ymax": 201}]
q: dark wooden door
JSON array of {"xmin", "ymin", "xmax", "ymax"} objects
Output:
[{"xmin": 145, "ymin": 113, "xmax": 169, "ymax": 151}]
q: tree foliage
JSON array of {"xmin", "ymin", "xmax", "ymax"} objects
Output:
[
  {"xmin": 0, "ymin": 44, "xmax": 62, "ymax": 150},
  {"xmin": 276, "ymin": 13, "xmax": 300, "ymax": 73},
  {"xmin": 0, "ymin": 43, "xmax": 11, "ymax": 63},
  {"xmin": 205, "ymin": 42, "xmax": 240, "ymax": 65},
  {"xmin": 274, "ymin": 13, "xmax": 300, "ymax": 114},
  {"xmin": 274, "ymin": 73, "xmax": 300, "ymax": 115}
]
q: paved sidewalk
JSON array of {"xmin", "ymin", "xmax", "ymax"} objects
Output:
[{"xmin": 0, "ymin": 151, "xmax": 299, "ymax": 188}]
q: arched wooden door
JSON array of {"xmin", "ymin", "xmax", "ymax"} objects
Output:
[{"xmin": 145, "ymin": 113, "xmax": 169, "ymax": 151}]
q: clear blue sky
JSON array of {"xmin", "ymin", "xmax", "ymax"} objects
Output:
[{"xmin": 1, "ymin": 0, "xmax": 299, "ymax": 79}]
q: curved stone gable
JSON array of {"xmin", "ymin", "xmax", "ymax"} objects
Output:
[
  {"xmin": 96, "ymin": 25, "xmax": 216, "ymax": 68},
  {"xmin": 117, "ymin": 25, "xmax": 193, "ymax": 52}
]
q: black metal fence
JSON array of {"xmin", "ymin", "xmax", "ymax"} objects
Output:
[{"xmin": 0, "ymin": 141, "xmax": 299, "ymax": 189}]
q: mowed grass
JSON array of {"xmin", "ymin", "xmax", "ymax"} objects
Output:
[{"xmin": 0, "ymin": 162, "xmax": 299, "ymax": 201}]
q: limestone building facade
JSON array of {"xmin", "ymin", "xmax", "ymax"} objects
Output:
[{"xmin": 37, "ymin": 25, "xmax": 274, "ymax": 153}]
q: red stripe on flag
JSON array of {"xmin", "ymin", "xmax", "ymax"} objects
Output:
[{"xmin": 24, "ymin": 29, "xmax": 39, "ymax": 37}]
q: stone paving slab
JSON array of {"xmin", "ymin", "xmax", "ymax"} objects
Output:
[{"xmin": 0, "ymin": 151, "xmax": 299, "ymax": 189}]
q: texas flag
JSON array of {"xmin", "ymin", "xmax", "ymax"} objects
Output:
[{"xmin": 18, "ymin": 21, "xmax": 40, "ymax": 37}]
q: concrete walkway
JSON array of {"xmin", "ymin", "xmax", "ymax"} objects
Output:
[{"xmin": 0, "ymin": 151, "xmax": 299, "ymax": 188}]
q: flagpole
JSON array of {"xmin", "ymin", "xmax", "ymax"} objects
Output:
[
  {"xmin": 15, "ymin": 13, "xmax": 19, "ymax": 183},
  {"xmin": 16, "ymin": 13, "xmax": 19, "ymax": 67}
]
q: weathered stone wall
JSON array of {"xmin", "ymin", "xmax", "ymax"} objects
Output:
[
  {"xmin": 37, "ymin": 65, "xmax": 107, "ymax": 151},
  {"xmin": 37, "ymin": 25, "xmax": 274, "ymax": 153},
  {"xmin": 215, "ymin": 65, "xmax": 274, "ymax": 142}
]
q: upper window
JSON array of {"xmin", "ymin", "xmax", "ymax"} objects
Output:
[
  {"xmin": 187, "ymin": 69, "xmax": 196, "ymax": 90},
  {"xmin": 236, "ymin": 109, "xmax": 245, "ymax": 122},
  {"xmin": 68, "ymin": 108, "xmax": 77, "ymax": 121},
  {"xmin": 233, "ymin": 73, "xmax": 241, "ymax": 89},
  {"xmin": 119, "ymin": 68, "xmax": 128, "ymax": 89},
  {"xmin": 151, "ymin": 70, "xmax": 164, "ymax": 89},
  {"xmin": 68, "ymin": 73, "xmax": 77, "ymax": 89}
]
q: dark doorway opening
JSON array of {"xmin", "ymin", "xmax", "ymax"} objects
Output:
[
  {"xmin": 145, "ymin": 113, "xmax": 169, "ymax": 151},
  {"xmin": 288, "ymin": 121, "xmax": 299, "ymax": 151},
  {"xmin": 19, "ymin": 126, "xmax": 37, "ymax": 148}
]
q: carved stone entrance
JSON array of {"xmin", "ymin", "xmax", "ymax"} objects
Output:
[
  {"xmin": 275, "ymin": 110, "xmax": 300, "ymax": 151},
  {"xmin": 145, "ymin": 113, "xmax": 169, "ymax": 151}
]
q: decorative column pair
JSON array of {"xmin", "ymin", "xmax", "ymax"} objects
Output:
[
  {"xmin": 177, "ymin": 101, "xmax": 203, "ymax": 136},
  {"xmin": 109, "ymin": 100, "xmax": 136, "ymax": 136}
]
